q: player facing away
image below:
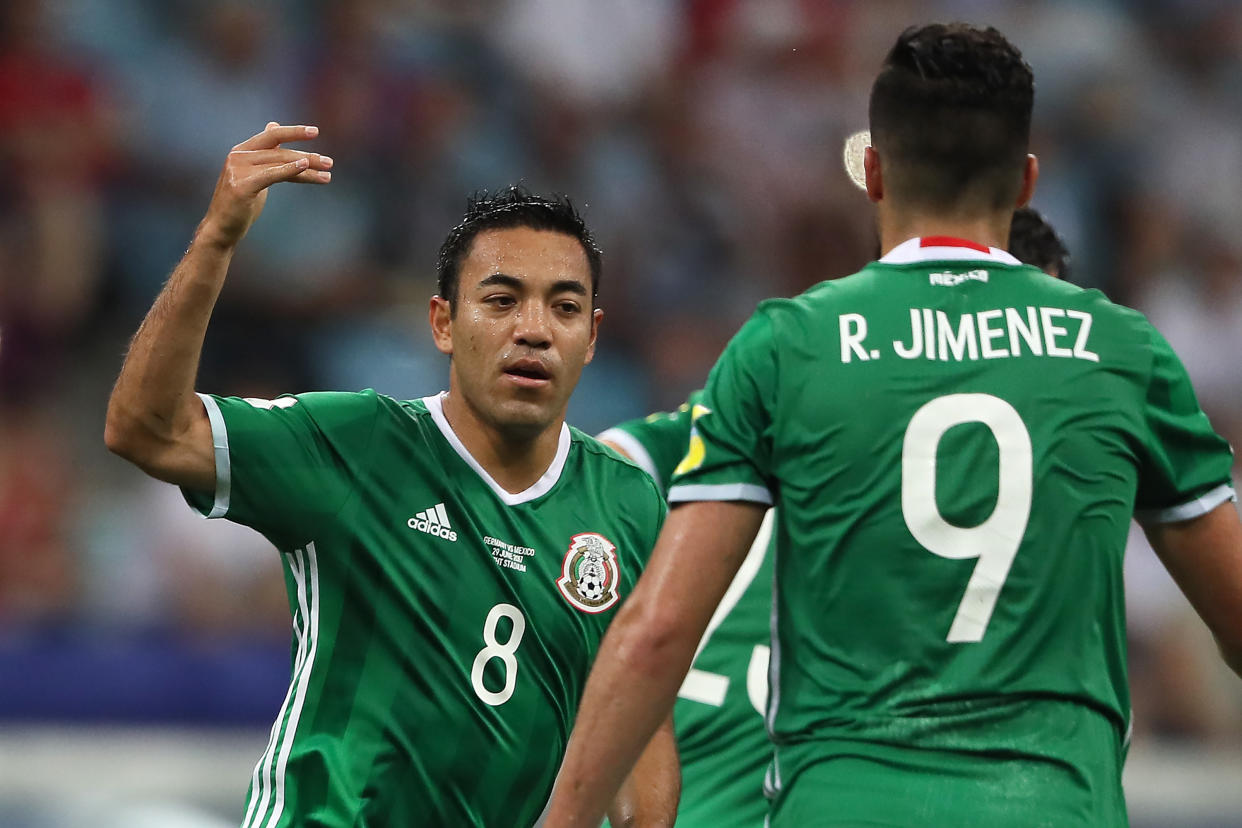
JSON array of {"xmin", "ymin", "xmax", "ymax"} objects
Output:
[
  {"xmin": 104, "ymin": 123, "xmax": 678, "ymax": 827},
  {"xmin": 595, "ymin": 208, "xmax": 1075, "ymax": 827},
  {"xmin": 546, "ymin": 23, "xmax": 1242, "ymax": 828}
]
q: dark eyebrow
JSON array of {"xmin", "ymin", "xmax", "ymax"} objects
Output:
[
  {"xmin": 478, "ymin": 273, "xmax": 523, "ymax": 290},
  {"xmin": 477, "ymin": 273, "xmax": 588, "ymax": 297},
  {"xmin": 551, "ymin": 279, "xmax": 588, "ymax": 297}
]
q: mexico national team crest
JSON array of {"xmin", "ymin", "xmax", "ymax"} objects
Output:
[{"xmin": 557, "ymin": 533, "xmax": 621, "ymax": 613}]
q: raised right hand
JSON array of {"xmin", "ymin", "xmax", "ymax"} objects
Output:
[{"xmin": 199, "ymin": 122, "xmax": 333, "ymax": 249}]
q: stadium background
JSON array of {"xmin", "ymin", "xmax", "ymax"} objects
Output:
[{"xmin": 1, "ymin": 0, "xmax": 1240, "ymax": 825}]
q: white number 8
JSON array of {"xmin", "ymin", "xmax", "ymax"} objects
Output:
[
  {"xmin": 472, "ymin": 603, "xmax": 526, "ymax": 705},
  {"xmin": 901, "ymin": 393, "xmax": 1032, "ymax": 643}
]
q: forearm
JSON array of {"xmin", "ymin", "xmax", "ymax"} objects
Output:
[
  {"xmin": 606, "ymin": 716, "xmax": 680, "ymax": 827},
  {"xmin": 549, "ymin": 601, "xmax": 698, "ymax": 827},
  {"xmin": 106, "ymin": 225, "xmax": 232, "ymax": 450},
  {"xmin": 1146, "ymin": 501, "xmax": 1242, "ymax": 680}
]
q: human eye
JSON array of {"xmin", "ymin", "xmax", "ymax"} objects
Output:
[
  {"xmin": 555, "ymin": 299, "xmax": 582, "ymax": 315},
  {"xmin": 485, "ymin": 294, "xmax": 517, "ymax": 308}
]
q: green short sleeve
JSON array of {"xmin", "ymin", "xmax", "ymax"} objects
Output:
[
  {"xmin": 1133, "ymin": 327, "xmax": 1236, "ymax": 523},
  {"xmin": 182, "ymin": 389, "xmax": 382, "ymax": 542},
  {"xmin": 667, "ymin": 309, "xmax": 777, "ymax": 505}
]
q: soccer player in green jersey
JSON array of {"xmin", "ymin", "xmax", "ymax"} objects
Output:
[
  {"xmin": 105, "ymin": 122, "xmax": 678, "ymax": 827},
  {"xmin": 595, "ymin": 209, "xmax": 1073, "ymax": 828},
  {"xmin": 600, "ymin": 392, "xmax": 775, "ymax": 828},
  {"xmin": 547, "ymin": 23, "xmax": 1242, "ymax": 828}
]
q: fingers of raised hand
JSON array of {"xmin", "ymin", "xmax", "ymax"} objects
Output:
[
  {"xmin": 226, "ymin": 149, "xmax": 334, "ymax": 189},
  {"xmin": 233, "ymin": 122, "xmax": 320, "ymax": 151}
]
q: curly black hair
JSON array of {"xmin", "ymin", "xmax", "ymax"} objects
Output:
[{"xmin": 436, "ymin": 185, "xmax": 602, "ymax": 312}]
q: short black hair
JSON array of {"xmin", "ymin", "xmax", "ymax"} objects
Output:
[
  {"xmin": 1009, "ymin": 206, "xmax": 1071, "ymax": 281},
  {"xmin": 436, "ymin": 185, "xmax": 602, "ymax": 311},
  {"xmin": 869, "ymin": 23, "xmax": 1034, "ymax": 213}
]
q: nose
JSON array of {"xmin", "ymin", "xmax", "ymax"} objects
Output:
[{"xmin": 513, "ymin": 301, "xmax": 552, "ymax": 349}]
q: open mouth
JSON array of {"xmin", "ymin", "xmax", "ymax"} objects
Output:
[{"xmin": 503, "ymin": 360, "xmax": 552, "ymax": 386}]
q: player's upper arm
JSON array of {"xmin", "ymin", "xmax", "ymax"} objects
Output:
[
  {"xmin": 1144, "ymin": 501, "xmax": 1242, "ymax": 673},
  {"xmin": 105, "ymin": 392, "xmax": 217, "ymax": 493}
]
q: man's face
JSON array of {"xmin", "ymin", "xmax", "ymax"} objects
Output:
[{"xmin": 430, "ymin": 226, "xmax": 601, "ymax": 438}]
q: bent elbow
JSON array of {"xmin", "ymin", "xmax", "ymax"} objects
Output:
[
  {"xmin": 1217, "ymin": 637, "xmax": 1242, "ymax": 680},
  {"xmin": 104, "ymin": 410, "xmax": 137, "ymax": 459},
  {"xmin": 104, "ymin": 403, "xmax": 159, "ymax": 465}
]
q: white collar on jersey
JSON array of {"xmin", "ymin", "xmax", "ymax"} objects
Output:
[
  {"xmin": 422, "ymin": 392, "xmax": 572, "ymax": 507},
  {"xmin": 880, "ymin": 236, "xmax": 1022, "ymax": 266}
]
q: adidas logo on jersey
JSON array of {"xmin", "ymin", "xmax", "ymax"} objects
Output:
[{"xmin": 408, "ymin": 503, "xmax": 458, "ymax": 542}]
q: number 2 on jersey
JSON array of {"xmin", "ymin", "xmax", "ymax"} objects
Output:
[
  {"xmin": 901, "ymin": 393, "xmax": 1033, "ymax": 643},
  {"xmin": 471, "ymin": 603, "xmax": 526, "ymax": 705},
  {"xmin": 679, "ymin": 510, "xmax": 773, "ymax": 713}
]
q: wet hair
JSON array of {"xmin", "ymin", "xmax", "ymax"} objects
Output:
[
  {"xmin": 869, "ymin": 23, "xmax": 1034, "ymax": 213},
  {"xmin": 436, "ymin": 185, "xmax": 602, "ymax": 312},
  {"xmin": 1009, "ymin": 206, "xmax": 1071, "ymax": 281}
]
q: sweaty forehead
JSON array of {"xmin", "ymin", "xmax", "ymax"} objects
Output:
[{"xmin": 460, "ymin": 227, "xmax": 590, "ymax": 288}]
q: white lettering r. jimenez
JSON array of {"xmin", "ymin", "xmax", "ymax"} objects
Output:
[{"xmin": 839, "ymin": 307, "xmax": 1098, "ymax": 364}]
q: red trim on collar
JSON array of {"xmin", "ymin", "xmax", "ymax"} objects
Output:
[{"xmin": 919, "ymin": 236, "xmax": 990, "ymax": 253}]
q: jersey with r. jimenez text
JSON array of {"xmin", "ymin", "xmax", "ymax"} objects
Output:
[
  {"xmin": 184, "ymin": 390, "xmax": 665, "ymax": 828},
  {"xmin": 669, "ymin": 237, "xmax": 1236, "ymax": 826}
]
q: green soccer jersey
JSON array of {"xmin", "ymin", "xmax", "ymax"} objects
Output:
[
  {"xmin": 600, "ymin": 393, "xmax": 774, "ymax": 828},
  {"xmin": 668, "ymin": 238, "xmax": 1237, "ymax": 826},
  {"xmin": 183, "ymin": 390, "xmax": 666, "ymax": 828}
]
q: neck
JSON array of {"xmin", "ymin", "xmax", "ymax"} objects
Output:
[
  {"xmin": 877, "ymin": 206, "xmax": 1013, "ymax": 258},
  {"xmin": 440, "ymin": 389, "xmax": 563, "ymax": 495}
]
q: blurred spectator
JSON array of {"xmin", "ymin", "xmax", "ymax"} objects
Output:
[
  {"xmin": 1137, "ymin": 230, "xmax": 1242, "ymax": 452},
  {"xmin": 0, "ymin": 398, "xmax": 79, "ymax": 625},
  {"xmin": 0, "ymin": 0, "xmax": 115, "ymax": 401}
]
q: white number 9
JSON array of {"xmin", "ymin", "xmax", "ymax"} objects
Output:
[{"xmin": 901, "ymin": 393, "xmax": 1032, "ymax": 642}]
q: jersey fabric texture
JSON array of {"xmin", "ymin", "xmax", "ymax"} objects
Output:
[
  {"xmin": 668, "ymin": 237, "xmax": 1237, "ymax": 827},
  {"xmin": 600, "ymin": 393, "xmax": 774, "ymax": 828},
  {"xmin": 184, "ymin": 390, "xmax": 666, "ymax": 828}
]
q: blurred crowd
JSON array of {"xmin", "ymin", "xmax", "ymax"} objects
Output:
[{"xmin": 0, "ymin": 0, "xmax": 1239, "ymax": 744}]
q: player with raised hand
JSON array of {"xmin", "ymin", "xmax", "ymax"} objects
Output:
[
  {"xmin": 596, "ymin": 205, "xmax": 1076, "ymax": 826},
  {"xmin": 548, "ymin": 23, "xmax": 1241, "ymax": 827},
  {"xmin": 105, "ymin": 122, "xmax": 678, "ymax": 827}
]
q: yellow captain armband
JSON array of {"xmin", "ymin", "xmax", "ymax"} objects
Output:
[{"xmin": 673, "ymin": 403, "xmax": 713, "ymax": 476}]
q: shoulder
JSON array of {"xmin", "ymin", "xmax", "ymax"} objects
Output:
[
  {"xmin": 572, "ymin": 428, "xmax": 666, "ymax": 503},
  {"xmin": 751, "ymin": 272, "xmax": 873, "ymax": 328},
  {"xmin": 573, "ymin": 427, "xmax": 656, "ymax": 479},
  {"xmin": 1045, "ymin": 282, "xmax": 1164, "ymax": 345},
  {"xmin": 278, "ymin": 388, "xmax": 385, "ymax": 415}
]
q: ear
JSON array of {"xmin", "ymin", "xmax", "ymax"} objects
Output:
[
  {"xmin": 863, "ymin": 146, "xmax": 883, "ymax": 203},
  {"xmin": 1016, "ymin": 154, "xmax": 1039, "ymax": 207},
  {"xmin": 429, "ymin": 296, "xmax": 454, "ymax": 356},
  {"xmin": 583, "ymin": 308, "xmax": 603, "ymax": 366}
]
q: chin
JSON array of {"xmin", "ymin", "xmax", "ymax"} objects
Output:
[{"xmin": 491, "ymin": 399, "xmax": 560, "ymax": 436}]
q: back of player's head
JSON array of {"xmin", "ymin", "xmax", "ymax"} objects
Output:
[
  {"xmin": 869, "ymin": 23, "xmax": 1034, "ymax": 214},
  {"xmin": 436, "ymin": 185, "xmax": 603, "ymax": 312},
  {"xmin": 1009, "ymin": 206, "xmax": 1071, "ymax": 280}
]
